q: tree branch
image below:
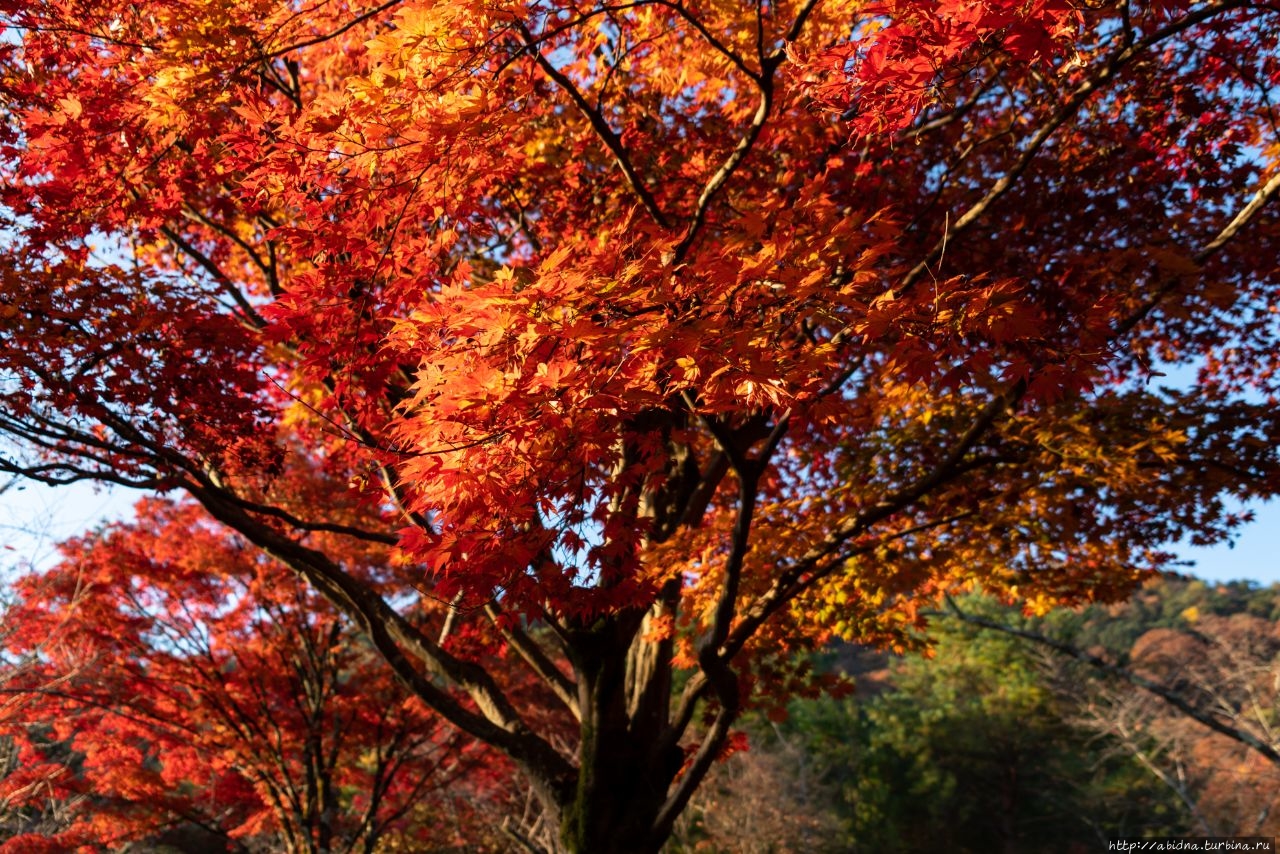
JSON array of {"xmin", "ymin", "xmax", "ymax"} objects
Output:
[
  {"xmin": 484, "ymin": 603, "xmax": 581, "ymax": 720},
  {"xmin": 1116, "ymin": 167, "xmax": 1280, "ymax": 339},
  {"xmin": 514, "ymin": 21, "xmax": 669, "ymax": 229},
  {"xmin": 187, "ymin": 487, "xmax": 578, "ymax": 809},
  {"xmin": 899, "ymin": 0, "xmax": 1250, "ymax": 296}
]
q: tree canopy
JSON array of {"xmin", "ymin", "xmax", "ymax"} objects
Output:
[{"xmin": 1, "ymin": 0, "xmax": 1279, "ymax": 849}]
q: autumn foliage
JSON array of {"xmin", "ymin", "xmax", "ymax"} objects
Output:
[
  {"xmin": 0, "ymin": 499, "xmax": 510, "ymax": 852},
  {"xmin": 1, "ymin": 0, "xmax": 1279, "ymax": 848}
]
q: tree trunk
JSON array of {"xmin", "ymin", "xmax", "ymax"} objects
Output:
[
  {"xmin": 558, "ymin": 749, "xmax": 669, "ymax": 854},
  {"xmin": 556, "ymin": 608, "xmax": 685, "ymax": 854}
]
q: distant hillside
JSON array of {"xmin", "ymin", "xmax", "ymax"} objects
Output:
[{"xmin": 666, "ymin": 574, "xmax": 1280, "ymax": 853}]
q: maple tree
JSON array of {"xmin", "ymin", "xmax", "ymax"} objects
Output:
[
  {"xmin": 1, "ymin": 0, "xmax": 1279, "ymax": 849},
  {"xmin": 0, "ymin": 498, "xmax": 509, "ymax": 853}
]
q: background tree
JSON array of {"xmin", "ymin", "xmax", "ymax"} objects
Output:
[
  {"xmin": 853, "ymin": 601, "xmax": 1195, "ymax": 852},
  {"xmin": 0, "ymin": 584, "xmax": 84, "ymax": 847},
  {"xmin": 664, "ymin": 594, "xmax": 1195, "ymax": 853},
  {"xmin": 926, "ymin": 578, "xmax": 1280, "ymax": 844},
  {"xmin": 1048, "ymin": 582, "xmax": 1280, "ymax": 838},
  {"xmin": 669, "ymin": 721, "xmax": 844, "ymax": 853},
  {"xmin": 2, "ymin": 0, "xmax": 1280, "ymax": 849},
  {"xmin": 0, "ymin": 499, "xmax": 511, "ymax": 853},
  {"xmin": 676, "ymin": 579, "xmax": 1279, "ymax": 852}
]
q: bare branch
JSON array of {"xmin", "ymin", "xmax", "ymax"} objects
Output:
[{"xmin": 485, "ymin": 603, "xmax": 581, "ymax": 720}]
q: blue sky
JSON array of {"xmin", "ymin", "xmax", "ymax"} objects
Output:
[
  {"xmin": 1175, "ymin": 497, "xmax": 1280, "ymax": 585},
  {"xmin": 3, "ymin": 478, "xmax": 1278, "ymax": 586},
  {"xmin": 0, "ymin": 479, "xmax": 133, "ymax": 574}
]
